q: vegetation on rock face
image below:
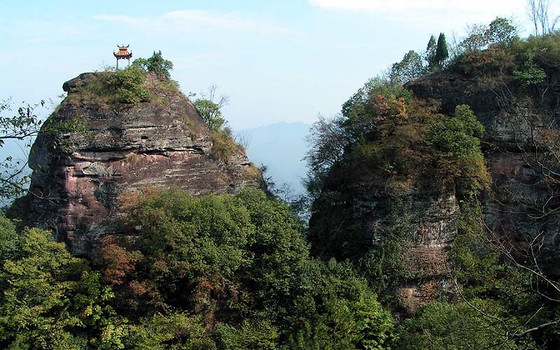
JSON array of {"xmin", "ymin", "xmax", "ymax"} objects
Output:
[
  {"xmin": 304, "ymin": 17, "xmax": 560, "ymax": 348},
  {"xmin": 189, "ymin": 86, "xmax": 246, "ymax": 164},
  {"xmin": 66, "ymin": 66, "xmax": 151, "ymax": 107},
  {"xmin": 306, "ymin": 78, "xmax": 489, "ymax": 303},
  {"xmin": 133, "ymin": 50, "xmax": 174, "ymax": 79},
  {"xmin": 4, "ymin": 13, "xmax": 560, "ymax": 350},
  {"xmin": 65, "ymin": 51, "xmax": 175, "ymax": 107},
  {"xmin": 192, "ymin": 87, "xmax": 228, "ymax": 132},
  {"xmin": 210, "ymin": 127, "xmax": 245, "ymax": 164},
  {"xmin": 0, "ymin": 100, "xmax": 45, "ymax": 199},
  {"xmin": 96, "ymin": 66, "xmax": 150, "ymax": 105}
]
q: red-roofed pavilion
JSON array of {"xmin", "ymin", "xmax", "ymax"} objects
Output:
[{"xmin": 114, "ymin": 45, "xmax": 132, "ymax": 69}]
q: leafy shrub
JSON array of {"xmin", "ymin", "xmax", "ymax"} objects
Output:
[
  {"xmin": 451, "ymin": 46, "xmax": 516, "ymax": 78},
  {"xmin": 103, "ymin": 66, "xmax": 150, "ymax": 104},
  {"xmin": 133, "ymin": 51, "xmax": 173, "ymax": 79},
  {"xmin": 512, "ymin": 33, "xmax": 560, "ymax": 70},
  {"xmin": 0, "ymin": 218, "xmax": 123, "ymax": 349},
  {"xmin": 86, "ymin": 66, "xmax": 150, "ymax": 105},
  {"xmin": 214, "ymin": 319, "xmax": 279, "ymax": 350},
  {"xmin": 210, "ymin": 127, "xmax": 243, "ymax": 163},
  {"xmin": 194, "ymin": 98, "xmax": 226, "ymax": 131},
  {"xmin": 125, "ymin": 312, "xmax": 214, "ymax": 349},
  {"xmin": 427, "ymin": 104, "xmax": 489, "ymax": 197},
  {"xmin": 513, "ymin": 64, "xmax": 547, "ymax": 87}
]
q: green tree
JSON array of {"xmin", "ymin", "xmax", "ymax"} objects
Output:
[
  {"xmin": 193, "ymin": 99, "xmax": 226, "ymax": 131},
  {"xmin": 0, "ymin": 100, "xmax": 45, "ymax": 199},
  {"xmin": 0, "ymin": 217, "xmax": 17, "ymax": 259},
  {"xmin": 0, "ymin": 220, "xmax": 124, "ymax": 349},
  {"xmin": 288, "ymin": 259, "xmax": 395, "ymax": 350},
  {"xmin": 101, "ymin": 188, "xmax": 393, "ymax": 348},
  {"xmin": 434, "ymin": 33, "xmax": 449, "ymax": 69},
  {"xmin": 192, "ymin": 86, "xmax": 228, "ymax": 131},
  {"xmin": 133, "ymin": 50, "xmax": 174, "ymax": 79},
  {"xmin": 390, "ymin": 50, "xmax": 425, "ymax": 84},
  {"xmin": 102, "ymin": 188, "xmax": 309, "ymax": 319},
  {"xmin": 426, "ymin": 35, "xmax": 437, "ymax": 69},
  {"xmin": 488, "ymin": 17, "xmax": 518, "ymax": 46},
  {"xmin": 459, "ymin": 17, "xmax": 518, "ymax": 53}
]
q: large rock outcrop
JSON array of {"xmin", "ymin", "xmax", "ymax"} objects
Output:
[
  {"xmin": 309, "ymin": 59, "xmax": 560, "ymax": 311},
  {"xmin": 407, "ymin": 69, "xmax": 560, "ymax": 272},
  {"xmin": 23, "ymin": 72, "xmax": 261, "ymax": 256},
  {"xmin": 308, "ymin": 152, "xmax": 462, "ymax": 312}
]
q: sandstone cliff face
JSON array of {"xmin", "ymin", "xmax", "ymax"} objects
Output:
[
  {"xmin": 309, "ymin": 64, "xmax": 560, "ymax": 312},
  {"xmin": 25, "ymin": 72, "xmax": 261, "ymax": 256},
  {"xmin": 407, "ymin": 70, "xmax": 560, "ymax": 272},
  {"xmin": 308, "ymin": 164, "xmax": 460, "ymax": 312}
]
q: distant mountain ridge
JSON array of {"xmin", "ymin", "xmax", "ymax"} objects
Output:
[{"xmin": 240, "ymin": 121, "xmax": 310, "ymax": 196}]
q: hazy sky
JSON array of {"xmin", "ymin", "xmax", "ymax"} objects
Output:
[{"xmin": 0, "ymin": 0, "xmax": 555, "ymax": 129}]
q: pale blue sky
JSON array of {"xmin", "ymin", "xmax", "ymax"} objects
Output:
[{"xmin": 0, "ymin": 0, "xmax": 551, "ymax": 129}]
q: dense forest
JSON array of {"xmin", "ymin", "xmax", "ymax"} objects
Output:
[{"xmin": 2, "ymin": 13, "xmax": 560, "ymax": 350}]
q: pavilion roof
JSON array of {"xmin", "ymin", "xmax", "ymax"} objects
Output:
[{"xmin": 114, "ymin": 45, "xmax": 132, "ymax": 58}]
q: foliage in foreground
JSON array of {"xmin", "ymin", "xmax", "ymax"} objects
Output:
[
  {"xmin": 102, "ymin": 188, "xmax": 394, "ymax": 349},
  {"xmin": 0, "ymin": 217, "xmax": 123, "ymax": 349},
  {"xmin": 0, "ymin": 188, "xmax": 395, "ymax": 349}
]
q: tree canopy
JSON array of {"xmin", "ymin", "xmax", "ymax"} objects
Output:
[
  {"xmin": 0, "ymin": 100, "xmax": 45, "ymax": 199},
  {"xmin": 133, "ymin": 51, "xmax": 174, "ymax": 79}
]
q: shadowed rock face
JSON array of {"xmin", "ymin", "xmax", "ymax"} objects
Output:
[
  {"xmin": 309, "ymin": 68, "xmax": 560, "ymax": 312},
  {"xmin": 25, "ymin": 72, "xmax": 261, "ymax": 256},
  {"xmin": 412, "ymin": 76, "xmax": 560, "ymax": 261},
  {"xmin": 407, "ymin": 71, "xmax": 560, "ymax": 275}
]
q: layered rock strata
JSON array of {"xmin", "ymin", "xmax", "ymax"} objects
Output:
[{"xmin": 24, "ymin": 72, "xmax": 261, "ymax": 256}]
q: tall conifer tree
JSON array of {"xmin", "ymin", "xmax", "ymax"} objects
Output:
[{"xmin": 435, "ymin": 32, "xmax": 449, "ymax": 69}]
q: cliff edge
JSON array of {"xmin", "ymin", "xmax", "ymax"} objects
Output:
[{"xmin": 22, "ymin": 71, "xmax": 261, "ymax": 256}]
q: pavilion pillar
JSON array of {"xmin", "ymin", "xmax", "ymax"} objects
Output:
[{"xmin": 113, "ymin": 44, "xmax": 133, "ymax": 70}]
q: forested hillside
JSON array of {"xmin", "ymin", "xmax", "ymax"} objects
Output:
[{"xmin": 1, "ymin": 15, "xmax": 560, "ymax": 350}]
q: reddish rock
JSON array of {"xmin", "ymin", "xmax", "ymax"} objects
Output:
[
  {"xmin": 408, "ymin": 69, "xmax": 560, "ymax": 276},
  {"xmin": 24, "ymin": 72, "xmax": 262, "ymax": 256}
]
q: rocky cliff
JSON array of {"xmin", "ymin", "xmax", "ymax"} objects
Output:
[
  {"xmin": 308, "ymin": 46, "xmax": 560, "ymax": 311},
  {"xmin": 407, "ymin": 67, "xmax": 560, "ymax": 274},
  {"xmin": 22, "ymin": 71, "xmax": 261, "ymax": 256}
]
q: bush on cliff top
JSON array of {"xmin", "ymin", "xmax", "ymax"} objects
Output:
[{"xmin": 96, "ymin": 66, "xmax": 150, "ymax": 104}]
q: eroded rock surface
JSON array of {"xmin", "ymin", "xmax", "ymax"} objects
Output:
[
  {"xmin": 309, "ymin": 67, "xmax": 560, "ymax": 313},
  {"xmin": 408, "ymin": 70, "xmax": 560, "ymax": 278},
  {"xmin": 24, "ymin": 72, "xmax": 261, "ymax": 256}
]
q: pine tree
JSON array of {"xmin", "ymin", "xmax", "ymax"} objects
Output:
[
  {"xmin": 434, "ymin": 33, "xmax": 449, "ymax": 69},
  {"xmin": 426, "ymin": 35, "xmax": 437, "ymax": 69}
]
